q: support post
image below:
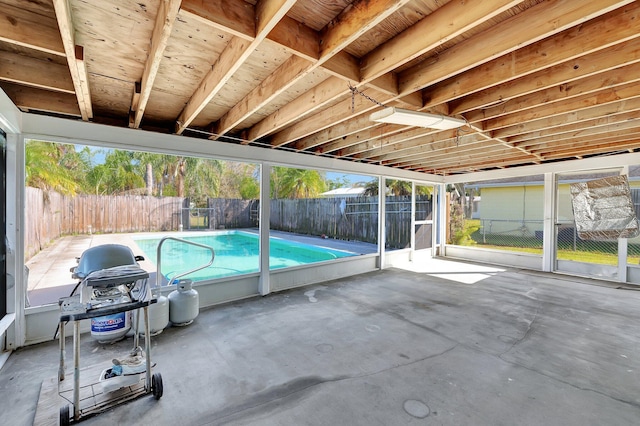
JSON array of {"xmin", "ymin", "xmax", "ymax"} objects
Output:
[
  {"xmin": 542, "ymin": 172, "xmax": 555, "ymax": 272},
  {"xmin": 259, "ymin": 163, "xmax": 271, "ymax": 295},
  {"xmin": 378, "ymin": 176, "xmax": 386, "ymax": 269}
]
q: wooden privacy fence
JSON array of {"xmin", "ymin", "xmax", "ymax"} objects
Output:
[
  {"xmin": 269, "ymin": 195, "xmax": 432, "ymax": 249},
  {"xmin": 25, "ymin": 187, "xmax": 184, "ymax": 260},
  {"xmin": 26, "ymin": 188, "xmax": 433, "ymax": 260}
]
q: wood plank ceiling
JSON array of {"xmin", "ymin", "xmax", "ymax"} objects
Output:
[{"xmin": 1, "ymin": 0, "xmax": 639, "ymax": 176}]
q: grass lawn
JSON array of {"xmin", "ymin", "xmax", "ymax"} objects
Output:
[
  {"xmin": 465, "ymin": 220, "xmax": 640, "ymax": 265},
  {"xmin": 473, "ymin": 243, "xmax": 640, "ymax": 266}
]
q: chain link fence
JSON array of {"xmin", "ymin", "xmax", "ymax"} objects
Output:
[{"xmin": 455, "ymin": 176, "xmax": 640, "ymax": 266}]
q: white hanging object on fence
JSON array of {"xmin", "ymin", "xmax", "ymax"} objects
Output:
[{"xmin": 570, "ymin": 175, "xmax": 640, "ymax": 241}]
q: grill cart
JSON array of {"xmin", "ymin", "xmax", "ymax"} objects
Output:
[{"xmin": 58, "ymin": 246, "xmax": 163, "ymax": 424}]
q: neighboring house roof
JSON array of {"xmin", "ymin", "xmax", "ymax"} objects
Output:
[{"xmin": 321, "ymin": 187, "xmax": 366, "ymax": 197}]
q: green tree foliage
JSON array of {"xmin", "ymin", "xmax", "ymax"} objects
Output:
[
  {"xmin": 180, "ymin": 156, "xmax": 222, "ymax": 205},
  {"xmin": 86, "ymin": 150, "xmax": 145, "ymax": 195},
  {"xmin": 449, "ymin": 200, "xmax": 480, "ymax": 245},
  {"xmin": 363, "ymin": 179, "xmax": 432, "ymax": 197},
  {"xmin": 271, "ymin": 167, "xmax": 326, "ymax": 199},
  {"xmin": 26, "ymin": 142, "xmax": 382, "ymax": 203},
  {"xmin": 239, "ymin": 176, "xmax": 260, "ymax": 199},
  {"xmin": 25, "ymin": 141, "xmax": 88, "ymax": 196},
  {"xmin": 326, "ymin": 175, "xmax": 350, "ymax": 191}
]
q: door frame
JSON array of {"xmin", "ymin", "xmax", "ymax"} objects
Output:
[{"xmin": 411, "ymin": 182, "xmax": 436, "ymax": 260}]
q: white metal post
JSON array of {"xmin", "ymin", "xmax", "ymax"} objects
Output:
[
  {"xmin": 258, "ymin": 163, "xmax": 271, "ymax": 295},
  {"xmin": 378, "ymin": 176, "xmax": 386, "ymax": 269},
  {"xmin": 618, "ymin": 165, "xmax": 630, "ymax": 283},
  {"xmin": 437, "ymin": 183, "xmax": 447, "ymax": 257},
  {"xmin": 410, "ymin": 182, "xmax": 416, "ymax": 261},
  {"xmin": 432, "ymin": 184, "xmax": 439, "ymax": 257},
  {"xmin": 6, "ymin": 133, "xmax": 25, "ymax": 349},
  {"xmin": 542, "ymin": 172, "xmax": 555, "ymax": 272}
]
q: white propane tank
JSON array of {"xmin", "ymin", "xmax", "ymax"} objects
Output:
[
  {"xmin": 91, "ymin": 294, "xmax": 132, "ymax": 343},
  {"xmin": 132, "ymin": 293, "xmax": 169, "ymax": 336},
  {"xmin": 168, "ymin": 279, "xmax": 199, "ymax": 326}
]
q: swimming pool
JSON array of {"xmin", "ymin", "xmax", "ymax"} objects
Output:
[{"xmin": 133, "ymin": 231, "xmax": 356, "ymax": 282}]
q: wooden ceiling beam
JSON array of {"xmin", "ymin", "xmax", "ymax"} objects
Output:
[
  {"xmin": 179, "ymin": 0, "xmax": 255, "ymax": 39},
  {"xmin": 252, "ymin": 0, "xmax": 517, "ymax": 144},
  {"xmin": 183, "ymin": 2, "xmax": 413, "ymax": 118},
  {"xmin": 269, "ymin": 89, "xmax": 396, "ymax": 147},
  {"xmin": 336, "ymin": 5, "xmax": 640, "ymax": 166},
  {"xmin": 508, "ymin": 111, "xmax": 640, "ymax": 144},
  {"xmin": 407, "ymin": 151, "xmax": 536, "ymax": 173},
  {"xmin": 267, "ymin": 14, "xmax": 318, "ymax": 61},
  {"xmin": 52, "ymin": 0, "xmax": 92, "ymax": 121},
  {"xmin": 343, "ymin": 127, "xmax": 457, "ymax": 158},
  {"xmin": 175, "ymin": 36, "xmax": 253, "ymax": 134},
  {"xmin": 356, "ymin": 130, "xmax": 486, "ymax": 161},
  {"xmin": 493, "ymin": 96, "xmax": 640, "ymax": 139},
  {"xmin": 291, "ymin": 115, "xmax": 388, "ymax": 152},
  {"xmin": 374, "ymin": 135, "xmax": 493, "ymax": 165},
  {"xmin": 536, "ymin": 137, "xmax": 640, "ymax": 159},
  {"xmin": 245, "ymin": 77, "xmax": 347, "ymax": 142},
  {"xmin": 516, "ymin": 120, "xmax": 640, "ymax": 150},
  {"xmin": 176, "ymin": 0, "xmax": 297, "ymax": 134},
  {"xmin": 483, "ymin": 82, "xmax": 640, "ymax": 132},
  {"xmin": 431, "ymin": 3, "xmax": 640, "ymax": 113},
  {"xmin": 0, "ymin": 4, "xmax": 65, "ymax": 56},
  {"xmin": 131, "ymin": 0, "xmax": 181, "ymax": 129},
  {"xmin": 215, "ymin": 0, "xmax": 409, "ymax": 138},
  {"xmin": 399, "ymin": 0, "xmax": 634, "ymax": 95},
  {"xmin": 391, "ymin": 146, "xmax": 525, "ymax": 169},
  {"xmin": 450, "ymin": 36, "xmax": 640, "ymax": 114},
  {"xmin": 316, "ymin": 123, "xmax": 406, "ymax": 155},
  {"xmin": 466, "ymin": 62, "xmax": 640, "ymax": 124},
  {"xmin": 528, "ymin": 129, "xmax": 640, "ymax": 154},
  {"xmin": 0, "ymin": 82, "xmax": 80, "ymax": 116},
  {"xmin": 264, "ymin": 0, "xmax": 632, "ymax": 155},
  {"xmin": 0, "ymin": 51, "xmax": 74, "ymax": 93},
  {"xmin": 215, "ymin": 54, "xmax": 314, "ymax": 139},
  {"xmin": 360, "ymin": 0, "xmax": 523, "ymax": 82},
  {"xmin": 420, "ymin": 155, "xmax": 541, "ymax": 175}
]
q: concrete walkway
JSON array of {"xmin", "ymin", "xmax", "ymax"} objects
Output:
[{"xmin": 2, "ymin": 259, "xmax": 640, "ymax": 425}]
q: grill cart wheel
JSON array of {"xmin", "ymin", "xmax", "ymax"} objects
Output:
[
  {"xmin": 152, "ymin": 373, "xmax": 163, "ymax": 400},
  {"xmin": 60, "ymin": 404, "xmax": 70, "ymax": 426}
]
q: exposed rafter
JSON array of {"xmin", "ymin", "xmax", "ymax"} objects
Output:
[
  {"xmin": 2, "ymin": 0, "xmax": 640, "ymax": 176},
  {"xmin": 131, "ymin": 0, "xmax": 182, "ymax": 129},
  {"xmin": 213, "ymin": 0, "xmax": 411, "ymax": 139},
  {"xmin": 51, "ymin": 0, "xmax": 92, "ymax": 121},
  {"xmin": 175, "ymin": 0, "xmax": 298, "ymax": 134}
]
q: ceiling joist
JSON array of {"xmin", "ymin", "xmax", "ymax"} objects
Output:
[
  {"xmin": 51, "ymin": 0, "xmax": 92, "ymax": 121},
  {"xmin": 2, "ymin": 0, "xmax": 639, "ymax": 176}
]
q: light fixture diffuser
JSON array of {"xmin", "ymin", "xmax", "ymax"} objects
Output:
[{"xmin": 369, "ymin": 107, "xmax": 466, "ymax": 130}]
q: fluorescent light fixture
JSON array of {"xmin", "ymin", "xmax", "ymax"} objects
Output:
[{"xmin": 369, "ymin": 107, "xmax": 466, "ymax": 130}]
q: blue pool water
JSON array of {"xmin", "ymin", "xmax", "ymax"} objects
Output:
[{"xmin": 133, "ymin": 231, "xmax": 356, "ymax": 282}]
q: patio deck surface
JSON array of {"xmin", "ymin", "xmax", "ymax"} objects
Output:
[{"xmin": 2, "ymin": 257, "xmax": 639, "ymax": 425}]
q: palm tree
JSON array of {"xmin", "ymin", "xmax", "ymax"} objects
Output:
[
  {"xmin": 25, "ymin": 140, "xmax": 85, "ymax": 195},
  {"xmin": 363, "ymin": 179, "xmax": 432, "ymax": 197},
  {"xmin": 272, "ymin": 167, "xmax": 326, "ymax": 199},
  {"xmin": 86, "ymin": 150, "xmax": 145, "ymax": 194}
]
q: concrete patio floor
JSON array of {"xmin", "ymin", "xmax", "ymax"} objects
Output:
[{"xmin": 2, "ymin": 258, "xmax": 640, "ymax": 425}]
